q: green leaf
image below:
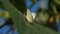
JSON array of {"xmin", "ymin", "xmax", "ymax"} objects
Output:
[{"xmin": 32, "ymin": 23, "xmax": 58, "ymax": 34}]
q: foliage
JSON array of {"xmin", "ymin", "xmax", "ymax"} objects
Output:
[{"xmin": 0, "ymin": 0, "xmax": 58, "ymax": 34}]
